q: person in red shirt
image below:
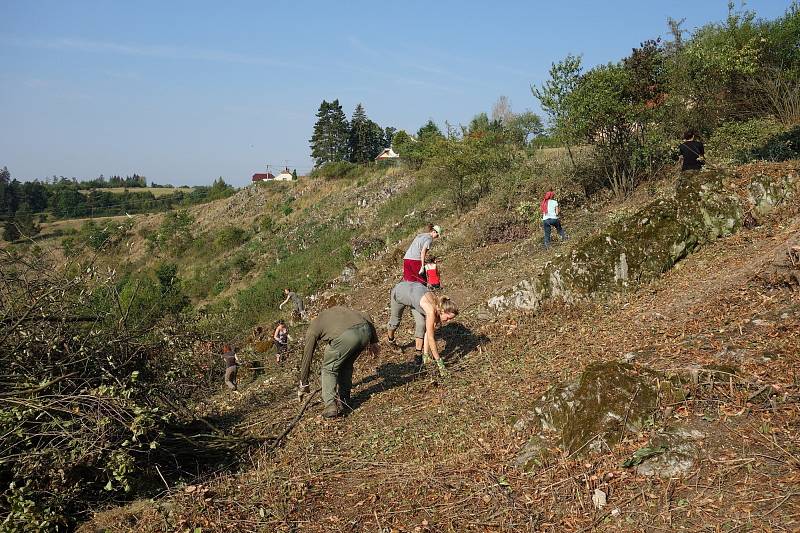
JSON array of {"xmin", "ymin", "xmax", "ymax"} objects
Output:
[{"xmin": 424, "ymin": 255, "xmax": 441, "ymax": 290}]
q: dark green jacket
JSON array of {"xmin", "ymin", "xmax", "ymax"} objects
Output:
[{"xmin": 300, "ymin": 306, "xmax": 377, "ymax": 384}]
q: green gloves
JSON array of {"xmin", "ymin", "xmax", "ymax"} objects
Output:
[{"xmin": 436, "ymin": 358, "xmax": 447, "ymax": 377}]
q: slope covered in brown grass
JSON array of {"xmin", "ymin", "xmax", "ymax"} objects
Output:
[{"xmin": 84, "ymin": 162, "xmax": 799, "ymax": 532}]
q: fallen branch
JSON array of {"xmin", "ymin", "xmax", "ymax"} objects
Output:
[
  {"xmin": 268, "ymin": 388, "xmax": 321, "ymax": 452},
  {"xmin": 0, "ymin": 372, "xmax": 78, "ymax": 398}
]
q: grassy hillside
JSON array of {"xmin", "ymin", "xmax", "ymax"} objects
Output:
[{"xmin": 65, "ymin": 159, "xmax": 800, "ymax": 532}]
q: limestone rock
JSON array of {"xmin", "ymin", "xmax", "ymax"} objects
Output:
[
  {"xmin": 634, "ymin": 426, "xmax": 705, "ymax": 478},
  {"xmin": 514, "ymin": 362, "xmax": 665, "ymax": 470},
  {"xmin": 748, "ymin": 172, "xmax": 797, "ymax": 218},
  {"xmin": 491, "ymin": 171, "xmax": 757, "ymax": 312}
]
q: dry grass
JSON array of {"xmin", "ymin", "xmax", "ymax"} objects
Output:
[{"xmin": 82, "ymin": 162, "xmax": 800, "ymax": 532}]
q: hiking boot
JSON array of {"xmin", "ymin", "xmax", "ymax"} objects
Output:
[
  {"xmin": 414, "ymin": 351, "xmax": 423, "ymax": 368},
  {"xmin": 322, "ymin": 402, "xmax": 342, "ymax": 418}
]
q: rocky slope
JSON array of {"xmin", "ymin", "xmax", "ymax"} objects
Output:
[{"xmin": 84, "ymin": 162, "xmax": 800, "ymax": 532}]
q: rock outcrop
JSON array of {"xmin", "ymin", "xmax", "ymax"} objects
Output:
[
  {"xmin": 513, "ymin": 362, "xmax": 668, "ymax": 470},
  {"xmin": 490, "ymin": 170, "xmax": 797, "ymax": 312}
]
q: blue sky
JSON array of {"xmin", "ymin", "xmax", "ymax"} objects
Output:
[{"xmin": 1, "ymin": 1, "xmax": 790, "ymax": 186}]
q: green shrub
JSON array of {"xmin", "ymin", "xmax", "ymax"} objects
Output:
[
  {"xmin": 424, "ymin": 134, "xmax": 514, "ymax": 211},
  {"xmin": 80, "ymin": 219, "xmax": 133, "ymax": 251},
  {"xmin": 230, "ymin": 252, "xmax": 255, "ymax": 275},
  {"xmin": 311, "ymin": 161, "xmax": 366, "ymax": 180},
  {"xmin": 61, "ymin": 236, "xmax": 78, "ymax": 257},
  {"xmin": 214, "ymin": 226, "xmax": 249, "ymax": 250},
  {"xmin": 146, "ymin": 210, "xmax": 195, "ymax": 253},
  {"xmin": 747, "ymin": 124, "xmax": 800, "ymax": 162},
  {"xmin": 706, "ymin": 117, "xmax": 787, "ymax": 164}
]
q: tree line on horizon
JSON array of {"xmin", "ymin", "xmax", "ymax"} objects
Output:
[{"xmin": 0, "ymin": 168, "xmax": 236, "ymax": 241}]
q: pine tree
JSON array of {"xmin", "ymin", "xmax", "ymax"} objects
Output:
[
  {"xmin": 310, "ymin": 100, "xmax": 332, "ymax": 165},
  {"xmin": 417, "ymin": 119, "xmax": 443, "ymax": 140},
  {"xmin": 367, "ymin": 120, "xmax": 385, "ymax": 157},
  {"xmin": 384, "ymin": 127, "xmax": 397, "ymax": 147},
  {"xmin": 309, "ymin": 99, "xmax": 350, "ymax": 166},
  {"xmin": 349, "ymin": 104, "xmax": 387, "ymax": 163},
  {"xmin": 0, "ymin": 166, "xmax": 10, "ymax": 218},
  {"xmin": 328, "ymin": 100, "xmax": 350, "ymax": 162},
  {"xmin": 348, "ymin": 104, "xmax": 371, "ymax": 163}
]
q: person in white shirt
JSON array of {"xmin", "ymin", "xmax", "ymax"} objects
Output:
[{"xmin": 540, "ymin": 191, "xmax": 566, "ymax": 248}]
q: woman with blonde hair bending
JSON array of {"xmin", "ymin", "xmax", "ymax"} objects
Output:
[{"xmin": 387, "ymin": 281, "xmax": 458, "ymax": 374}]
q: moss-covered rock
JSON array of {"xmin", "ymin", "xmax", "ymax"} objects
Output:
[
  {"xmin": 748, "ymin": 171, "xmax": 798, "ymax": 218},
  {"xmin": 491, "ymin": 171, "xmax": 748, "ymax": 312},
  {"xmin": 514, "ymin": 362, "xmax": 663, "ymax": 470}
]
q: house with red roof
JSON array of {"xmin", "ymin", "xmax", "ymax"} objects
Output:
[{"xmin": 252, "ymin": 172, "xmax": 275, "ymax": 182}]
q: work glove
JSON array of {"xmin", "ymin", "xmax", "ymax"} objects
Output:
[
  {"xmin": 436, "ymin": 358, "xmax": 447, "ymax": 377},
  {"xmin": 422, "ymin": 353, "xmax": 432, "ymax": 365},
  {"xmin": 418, "ymin": 266, "xmax": 424, "ymax": 275}
]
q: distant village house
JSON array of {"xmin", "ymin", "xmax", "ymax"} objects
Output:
[
  {"xmin": 275, "ymin": 167, "xmax": 294, "ymax": 181},
  {"xmin": 252, "ymin": 172, "xmax": 275, "ymax": 182},
  {"xmin": 375, "ymin": 148, "xmax": 400, "ymax": 162}
]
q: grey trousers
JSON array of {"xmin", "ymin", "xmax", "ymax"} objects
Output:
[
  {"xmin": 388, "ymin": 286, "xmax": 426, "ymax": 339},
  {"xmin": 321, "ymin": 323, "xmax": 372, "ymax": 406}
]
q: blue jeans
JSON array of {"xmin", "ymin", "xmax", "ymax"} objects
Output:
[{"xmin": 543, "ymin": 218, "xmax": 565, "ymax": 247}]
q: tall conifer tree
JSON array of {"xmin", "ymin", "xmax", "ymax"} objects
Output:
[
  {"xmin": 348, "ymin": 103, "xmax": 387, "ymax": 163},
  {"xmin": 309, "ymin": 99, "xmax": 350, "ymax": 166}
]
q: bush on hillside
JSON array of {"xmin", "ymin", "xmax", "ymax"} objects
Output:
[
  {"xmin": 425, "ymin": 133, "xmax": 514, "ymax": 212},
  {"xmin": 746, "ymin": 124, "xmax": 800, "ymax": 163},
  {"xmin": 706, "ymin": 118, "xmax": 790, "ymax": 165},
  {"xmin": 0, "ymin": 249, "xmax": 207, "ymax": 529},
  {"xmin": 146, "ymin": 210, "xmax": 195, "ymax": 253},
  {"xmin": 80, "ymin": 219, "xmax": 134, "ymax": 251},
  {"xmin": 214, "ymin": 226, "xmax": 249, "ymax": 250},
  {"xmin": 310, "ymin": 161, "xmax": 368, "ymax": 180}
]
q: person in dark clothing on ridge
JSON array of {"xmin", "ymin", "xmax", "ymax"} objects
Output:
[
  {"xmin": 678, "ymin": 130, "xmax": 705, "ymax": 171},
  {"xmin": 298, "ymin": 306, "xmax": 380, "ymax": 418}
]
